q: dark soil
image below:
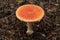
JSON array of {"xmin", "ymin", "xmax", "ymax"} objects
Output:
[{"xmin": 0, "ymin": 0, "xmax": 60, "ymax": 40}]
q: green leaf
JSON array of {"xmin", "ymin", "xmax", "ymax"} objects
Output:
[{"xmin": 16, "ymin": 0, "xmax": 24, "ymax": 2}]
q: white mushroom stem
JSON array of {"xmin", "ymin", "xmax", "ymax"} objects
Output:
[{"xmin": 26, "ymin": 22, "xmax": 34, "ymax": 35}]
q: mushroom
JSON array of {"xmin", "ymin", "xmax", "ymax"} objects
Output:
[{"xmin": 16, "ymin": 4, "xmax": 44, "ymax": 35}]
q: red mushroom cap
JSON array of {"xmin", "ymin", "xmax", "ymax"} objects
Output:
[{"xmin": 16, "ymin": 4, "xmax": 44, "ymax": 22}]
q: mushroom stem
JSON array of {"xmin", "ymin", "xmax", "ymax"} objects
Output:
[{"xmin": 26, "ymin": 22, "xmax": 34, "ymax": 35}]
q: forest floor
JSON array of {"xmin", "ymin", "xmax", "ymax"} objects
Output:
[{"xmin": 0, "ymin": 0, "xmax": 60, "ymax": 40}]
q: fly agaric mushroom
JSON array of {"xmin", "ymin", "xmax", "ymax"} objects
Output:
[{"xmin": 16, "ymin": 4, "xmax": 44, "ymax": 35}]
